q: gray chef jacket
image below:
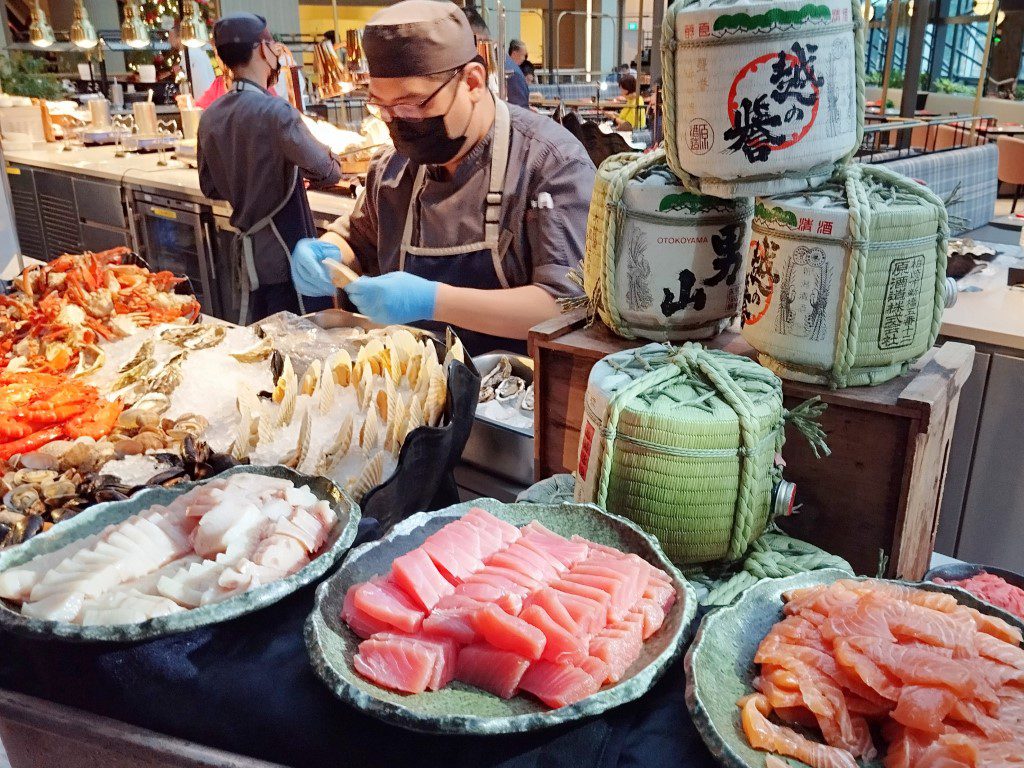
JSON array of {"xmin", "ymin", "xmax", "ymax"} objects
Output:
[
  {"xmin": 197, "ymin": 78, "xmax": 342, "ymax": 284},
  {"xmin": 328, "ymin": 103, "xmax": 595, "ymax": 300}
]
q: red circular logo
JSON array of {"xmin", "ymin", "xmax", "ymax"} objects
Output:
[{"xmin": 727, "ymin": 51, "xmax": 820, "ymax": 152}]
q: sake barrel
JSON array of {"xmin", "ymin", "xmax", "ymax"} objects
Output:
[
  {"xmin": 583, "ymin": 149, "xmax": 754, "ymax": 342},
  {"xmin": 574, "ymin": 342, "xmax": 827, "ymax": 566},
  {"xmin": 740, "ymin": 164, "xmax": 957, "ymax": 388},
  {"xmin": 662, "ymin": 0, "xmax": 865, "ymax": 198}
]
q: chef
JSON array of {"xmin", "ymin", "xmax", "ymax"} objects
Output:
[
  {"xmin": 198, "ymin": 12, "xmax": 342, "ymax": 324},
  {"xmin": 290, "ymin": 0, "xmax": 595, "ymax": 356}
]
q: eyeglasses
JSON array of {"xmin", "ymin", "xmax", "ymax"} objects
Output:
[{"xmin": 366, "ymin": 68, "xmax": 463, "ymax": 122}]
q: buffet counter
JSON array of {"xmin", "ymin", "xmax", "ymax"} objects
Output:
[{"xmin": 3, "ymin": 143, "xmax": 355, "ymax": 220}]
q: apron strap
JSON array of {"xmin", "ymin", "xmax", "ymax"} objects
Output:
[
  {"xmin": 236, "ymin": 166, "xmax": 301, "ymax": 324},
  {"xmin": 399, "ymin": 166, "xmax": 428, "ymax": 272}
]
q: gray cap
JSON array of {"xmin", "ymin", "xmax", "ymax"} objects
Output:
[
  {"xmin": 213, "ymin": 12, "xmax": 268, "ymax": 49},
  {"xmin": 363, "ymin": 1, "xmax": 478, "ymax": 78}
]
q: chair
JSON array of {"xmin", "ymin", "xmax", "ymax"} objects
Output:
[{"xmin": 996, "ymin": 136, "xmax": 1024, "ymax": 213}]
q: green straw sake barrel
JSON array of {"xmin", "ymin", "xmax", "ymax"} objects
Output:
[
  {"xmin": 583, "ymin": 149, "xmax": 754, "ymax": 342},
  {"xmin": 661, "ymin": 0, "xmax": 865, "ymax": 198},
  {"xmin": 740, "ymin": 163, "xmax": 957, "ymax": 388},
  {"xmin": 574, "ymin": 342, "xmax": 828, "ymax": 566}
]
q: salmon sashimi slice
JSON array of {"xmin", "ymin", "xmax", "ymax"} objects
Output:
[
  {"xmin": 342, "ymin": 583, "xmax": 393, "ymax": 639},
  {"xmin": 947, "ymin": 699, "xmax": 1014, "ymax": 741},
  {"xmin": 518, "ymin": 660, "xmax": 600, "ymax": 708},
  {"xmin": 471, "ymin": 603, "xmax": 547, "ymax": 660},
  {"xmin": 521, "ymin": 604, "xmax": 588, "ymax": 665},
  {"xmin": 352, "ymin": 577, "xmax": 426, "ymax": 634},
  {"xmin": 738, "ymin": 694, "xmax": 858, "ymax": 768},
  {"xmin": 390, "ymin": 548, "xmax": 455, "ymax": 612},
  {"xmin": 836, "ymin": 580, "xmax": 961, "ymax": 614},
  {"xmin": 953, "ymin": 605, "xmax": 1024, "ymax": 645},
  {"xmin": 891, "ymin": 685, "xmax": 957, "ymax": 733},
  {"xmin": 976, "ymin": 632, "xmax": 1024, "ymax": 671},
  {"xmin": 551, "ymin": 588, "xmax": 608, "ymax": 636},
  {"xmin": 913, "ymin": 733, "xmax": 978, "ymax": 768},
  {"xmin": 353, "ymin": 636, "xmax": 438, "ymax": 694},
  {"xmin": 463, "ymin": 508, "xmax": 521, "ymax": 548},
  {"xmin": 833, "ymin": 637, "xmax": 903, "ymax": 701},
  {"xmin": 455, "ymin": 644, "xmax": 530, "ymax": 699}
]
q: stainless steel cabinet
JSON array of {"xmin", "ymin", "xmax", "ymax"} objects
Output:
[
  {"xmin": 948, "ymin": 354, "xmax": 1024, "ymax": 570},
  {"xmin": 34, "ymin": 169, "xmax": 81, "ymax": 260},
  {"xmin": 74, "ymin": 177, "xmax": 132, "ymax": 253},
  {"xmin": 6, "ymin": 164, "xmax": 46, "ymax": 261}
]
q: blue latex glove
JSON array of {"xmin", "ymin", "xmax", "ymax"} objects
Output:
[
  {"xmin": 290, "ymin": 238, "xmax": 340, "ymax": 298},
  {"xmin": 344, "ymin": 273, "xmax": 438, "ymax": 326}
]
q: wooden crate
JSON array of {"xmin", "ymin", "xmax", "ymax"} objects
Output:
[{"xmin": 529, "ymin": 311, "xmax": 975, "ymax": 580}]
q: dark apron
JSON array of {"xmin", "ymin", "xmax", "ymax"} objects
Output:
[
  {"xmin": 229, "ymin": 80, "xmax": 330, "ymax": 324},
  {"xmin": 396, "ymin": 100, "xmax": 525, "ymax": 357}
]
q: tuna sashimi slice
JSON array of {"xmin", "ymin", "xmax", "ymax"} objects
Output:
[
  {"xmin": 520, "ymin": 522, "xmax": 589, "ymax": 565},
  {"xmin": 521, "ymin": 604, "xmax": 588, "ymax": 665},
  {"xmin": 579, "ymin": 656, "xmax": 610, "ymax": 686},
  {"xmin": 391, "ymin": 548, "xmax": 455, "ymax": 612},
  {"xmin": 463, "ymin": 508, "xmax": 521, "ymax": 547},
  {"xmin": 634, "ymin": 599, "xmax": 667, "ymax": 640},
  {"xmin": 477, "ymin": 566, "xmax": 543, "ymax": 594},
  {"xmin": 553, "ymin": 578, "xmax": 612, "ymax": 615},
  {"xmin": 518, "ymin": 660, "xmax": 600, "ymax": 709},
  {"xmin": 491, "ymin": 544, "xmax": 561, "ymax": 581},
  {"xmin": 644, "ymin": 576, "xmax": 677, "ymax": 614},
  {"xmin": 352, "ymin": 577, "xmax": 425, "ymax": 634},
  {"xmin": 342, "ymin": 584, "xmax": 392, "ymax": 639},
  {"xmin": 370, "ymin": 632, "xmax": 458, "ymax": 691},
  {"xmin": 551, "ymin": 588, "xmax": 608, "ymax": 636},
  {"xmin": 525, "ymin": 588, "xmax": 579, "ymax": 634},
  {"xmin": 422, "ymin": 605, "xmax": 480, "ymax": 645},
  {"xmin": 457, "ymin": 582, "xmax": 524, "ymax": 615},
  {"xmin": 455, "ymin": 644, "xmax": 531, "ymax": 699},
  {"xmin": 353, "ymin": 637, "xmax": 437, "ymax": 694},
  {"xmin": 561, "ymin": 572, "xmax": 629, "ymax": 621},
  {"xmin": 589, "ymin": 616, "xmax": 643, "ymax": 683},
  {"xmin": 421, "ymin": 524, "xmax": 484, "ymax": 583},
  {"xmin": 471, "ymin": 603, "xmax": 546, "ymax": 660}
]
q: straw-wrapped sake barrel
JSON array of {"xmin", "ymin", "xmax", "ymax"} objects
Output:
[
  {"xmin": 740, "ymin": 164, "xmax": 957, "ymax": 388},
  {"xmin": 583, "ymin": 149, "xmax": 754, "ymax": 341},
  {"xmin": 574, "ymin": 343, "xmax": 827, "ymax": 566},
  {"xmin": 662, "ymin": 0, "xmax": 865, "ymax": 198}
]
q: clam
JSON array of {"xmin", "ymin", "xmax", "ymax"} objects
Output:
[
  {"xmin": 135, "ymin": 431, "xmax": 168, "ymax": 453},
  {"xmin": 37, "ymin": 440, "xmax": 74, "ymax": 459},
  {"xmin": 17, "ymin": 451, "xmax": 59, "ymax": 471},
  {"xmin": 132, "ymin": 392, "xmax": 171, "ymax": 415},
  {"xmin": 41, "ymin": 478, "xmax": 76, "ymax": 501},
  {"xmin": 16, "ymin": 469, "xmax": 58, "ymax": 486},
  {"xmin": 4, "ymin": 485, "xmax": 41, "ymax": 513},
  {"xmin": 113, "ymin": 439, "xmax": 145, "ymax": 458},
  {"xmin": 0, "ymin": 509, "xmax": 26, "ymax": 526}
]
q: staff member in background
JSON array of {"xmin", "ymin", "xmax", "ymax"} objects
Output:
[
  {"xmin": 290, "ymin": 0, "xmax": 595, "ymax": 356},
  {"xmin": 463, "ymin": 7, "xmax": 530, "ymax": 110},
  {"xmin": 198, "ymin": 13, "xmax": 342, "ymax": 324},
  {"xmin": 614, "ymin": 74, "xmax": 646, "ymax": 131}
]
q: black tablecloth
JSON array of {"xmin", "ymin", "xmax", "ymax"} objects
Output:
[{"xmin": 0, "ymin": 520, "xmax": 718, "ymax": 768}]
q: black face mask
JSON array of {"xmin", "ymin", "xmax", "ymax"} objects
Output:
[{"xmin": 387, "ymin": 96, "xmax": 475, "ymax": 166}]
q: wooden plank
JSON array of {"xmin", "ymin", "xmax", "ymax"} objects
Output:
[{"xmin": 0, "ymin": 690, "xmax": 283, "ymax": 768}]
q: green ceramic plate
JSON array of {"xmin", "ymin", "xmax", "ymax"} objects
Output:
[
  {"xmin": 684, "ymin": 569, "xmax": 1024, "ymax": 768},
  {"xmin": 0, "ymin": 465, "xmax": 360, "ymax": 642},
  {"xmin": 304, "ymin": 497, "xmax": 697, "ymax": 734}
]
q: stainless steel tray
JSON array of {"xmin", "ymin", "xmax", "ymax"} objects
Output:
[{"xmin": 463, "ymin": 352, "xmax": 534, "ymax": 486}]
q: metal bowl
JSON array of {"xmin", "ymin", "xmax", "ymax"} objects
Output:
[{"xmin": 0, "ymin": 465, "xmax": 360, "ymax": 642}]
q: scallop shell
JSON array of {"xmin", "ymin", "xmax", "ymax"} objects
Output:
[
  {"xmin": 285, "ymin": 410, "xmax": 313, "ymax": 471},
  {"xmin": 329, "ymin": 349, "xmax": 353, "ymax": 388},
  {"xmin": 317, "ymin": 366, "xmax": 336, "ymax": 414},
  {"xmin": 273, "ymin": 357, "xmax": 295, "ymax": 404},
  {"xmin": 425, "ymin": 367, "xmax": 447, "ymax": 427},
  {"xmin": 406, "ymin": 353, "xmax": 422, "ymax": 391},
  {"xmin": 74, "ymin": 344, "xmax": 106, "ymax": 378},
  {"xmin": 389, "ymin": 329, "xmax": 420, "ymax": 364},
  {"xmin": 443, "ymin": 338, "xmax": 465, "ymax": 368},
  {"xmin": 230, "ymin": 336, "xmax": 273, "ymax": 363},
  {"xmin": 275, "ymin": 360, "xmax": 298, "ymax": 427},
  {"xmin": 376, "ymin": 377, "xmax": 398, "ymax": 423},
  {"xmin": 348, "ymin": 450, "xmax": 385, "ymax": 501},
  {"xmin": 357, "ymin": 371, "xmax": 376, "ymax": 412},
  {"xmin": 359, "ymin": 407, "xmax": 381, "ymax": 455},
  {"xmin": 317, "ymin": 413, "xmax": 354, "ymax": 474},
  {"xmin": 403, "ymin": 397, "xmax": 425, "ymax": 443},
  {"xmin": 300, "ymin": 360, "xmax": 321, "ymax": 397}
]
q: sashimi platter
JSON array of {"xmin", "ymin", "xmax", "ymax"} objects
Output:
[
  {"xmin": 0, "ymin": 466, "xmax": 359, "ymax": 640},
  {"xmin": 305, "ymin": 498, "xmax": 696, "ymax": 733},
  {"xmin": 685, "ymin": 569, "xmax": 1024, "ymax": 768}
]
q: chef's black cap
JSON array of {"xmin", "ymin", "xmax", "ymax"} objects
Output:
[
  {"xmin": 363, "ymin": 1, "xmax": 478, "ymax": 78},
  {"xmin": 213, "ymin": 13, "xmax": 270, "ymax": 65}
]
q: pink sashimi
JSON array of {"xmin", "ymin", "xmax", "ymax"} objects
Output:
[
  {"xmin": 634, "ymin": 598, "xmax": 667, "ymax": 640},
  {"xmin": 463, "ymin": 508, "xmax": 521, "ymax": 547},
  {"xmin": 477, "ymin": 566, "xmax": 543, "ymax": 593},
  {"xmin": 455, "ymin": 644, "xmax": 531, "ymax": 699},
  {"xmin": 589, "ymin": 613, "xmax": 644, "ymax": 683},
  {"xmin": 353, "ymin": 636, "xmax": 438, "ymax": 694},
  {"xmin": 518, "ymin": 660, "xmax": 600, "ymax": 708},
  {"xmin": 342, "ymin": 584, "xmax": 392, "ymax": 639},
  {"xmin": 525, "ymin": 588, "xmax": 579, "ymax": 634},
  {"xmin": 421, "ymin": 595, "xmax": 485, "ymax": 645},
  {"xmin": 491, "ymin": 544, "xmax": 561, "ymax": 581},
  {"xmin": 352, "ymin": 577, "xmax": 425, "ymax": 634},
  {"xmin": 551, "ymin": 589, "xmax": 608, "ymax": 636},
  {"xmin": 472, "ymin": 603, "xmax": 547, "ymax": 660},
  {"xmin": 520, "ymin": 522, "xmax": 590, "ymax": 567},
  {"xmin": 367, "ymin": 632, "xmax": 458, "ymax": 691},
  {"xmin": 420, "ymin": 524, "xmax": 485, "ymax": 583},
  {"xmin": 580, "ymin": 656, "xmax": 611, "ymax": 686},
  {"xmin": 390, "ymin": 548, "xmax": 455, "ymax": 612},
  {"xmin": 521, "ymin": 604, "xmax": 588, "ymax": 665}
]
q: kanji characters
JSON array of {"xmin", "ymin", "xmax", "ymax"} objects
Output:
[
  {"xmin": 769, "ymin": 42, "xmax": 824, "ymax": 123},
  {"xmin": 661, "ymin": 269, "xmax": 707, "ymax": 318},
  {"xmin": 704, "ymin": 223, "xmax": 745, "ymax": 287},
  {"xmin": 724, "ymin": 95, "xmax": 784, "ymax": 163}
]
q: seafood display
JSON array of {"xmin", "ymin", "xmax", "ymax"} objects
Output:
[
  {"xmin": 739, "ymin": 579, "xmax": 1024, "ymax": 767},
  {"xmin": 238, "ymin": 330, "xmax": 451, "ymax": 500},
  {"xmin": 0, "ymin": 248, "xmax": 199, "ymax": 377},
  {"xmin": 476, "ymin": 355, "xmax": 534, "ymax": 433},
  {"xmin": 342, "ymin": 508, "xmax": 676, "ymax": 707},
  {"xmin": 0, "ymin": 373, "xmax": 123, "ymax": 463},
  {"xmin": 934, "ymin": 571, "xmax": 1024, "ymax": 621},
  {"xmin": 0, "ymin": 472, "xmax": 337, "ymax": 626}
]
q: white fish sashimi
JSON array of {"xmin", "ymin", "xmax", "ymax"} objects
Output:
[
  {"xmin": 20, "ymin": 591, "xmax": 86, "ymax": 622},
  {"xmin": 107, "ymin": 555, "xmax": 203, "ymax": 598},
  {"xmin": 157, "ymin": 559, "xmax": 226, "ymax": 608},
  {"xmin": 0, "ymin": 526, "xmax": 116, "ymax": 601},
  {"xmin": 191, "ymin": 500, "xmax": 265, "ymax": 559},
  {"xmin": 80, "ymin": 590, "xmax": 184, "ymax": 626}
]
